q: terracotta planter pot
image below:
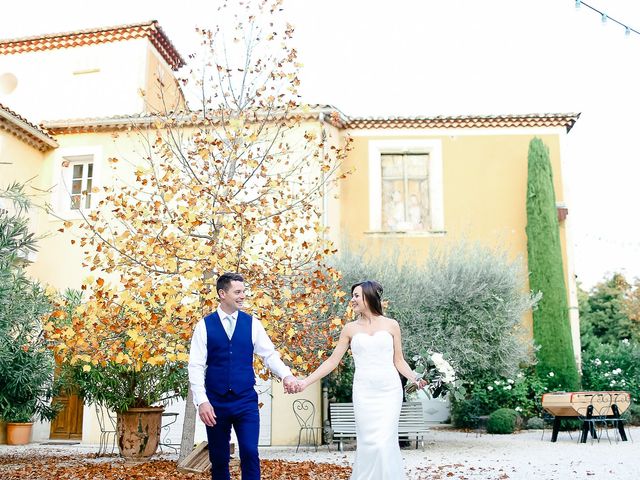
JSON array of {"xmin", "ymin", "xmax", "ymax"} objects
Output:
[
  {"xmin": 116, "ymin": 407, "xmax": 164, "ymax": 464},
  {"xmin": 0, "ymin": 420, "xmax": 6, "ymax": 444},
  {"xmin": 6, "ymin": 423, "xmax": 33, "ymax": 445}
]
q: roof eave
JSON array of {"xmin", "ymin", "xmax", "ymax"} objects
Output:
[
  {"xmin": 0, "ymin": 108, "xmax": 58, "ymax": 150},
  {"xmin": 346, "ymin": 113, "xmax": 581, "ymax": 133},
  {"xmin": 0, "ymin": 20, "xmax": 185, "ymax": 72},
  {"xmin": 42, "ymin": 111, "xmax": 581, "ymax": 135}
]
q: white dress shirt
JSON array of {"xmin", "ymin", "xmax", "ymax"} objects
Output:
[
  {"xmin": 188, "ymin": 306, "xmax": 293, "ymax": 407},
  {"xmin": 221, "ymin": 313, "xmax": 235, "ymax": 338}
]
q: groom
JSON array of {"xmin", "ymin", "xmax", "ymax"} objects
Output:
[{"xmin": 188, "ymin": 272, "xmax": 300, "ymax": 480}]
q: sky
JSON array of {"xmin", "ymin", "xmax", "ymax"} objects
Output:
[{"xmin": 1, "ymin": 0, "xmax": 639, "ymax": 289}]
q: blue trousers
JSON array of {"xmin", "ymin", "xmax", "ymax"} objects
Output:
[{"xmin": 206, "ymin": 389, "xmax": 260, "ymax": 480}]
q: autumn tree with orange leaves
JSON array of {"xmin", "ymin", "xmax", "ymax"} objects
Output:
[{"xmin": 45, "ymin": 0, "xmax": 350, "ymax": 459}]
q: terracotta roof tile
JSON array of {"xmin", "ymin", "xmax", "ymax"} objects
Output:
[
  {"xmin": 347, "ymin": 113, "xmax": 580, "ymax": 132},
  {"xmin": 0, "ymin": 21, "xmax": 185, "ymax": 71},
  {"xmin": 42, "ymin": 106, "xmax": 346, "ymax": 134},
  {"xmin": 42, "ymin": 109, "xmax": 580, "ymax": 135},
  {"xmin": 0, "ymin": 102, "xmax": 58, "ymax": 151}
]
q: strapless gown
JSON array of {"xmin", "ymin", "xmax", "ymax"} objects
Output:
[{"xmin": 350, "ymin": 330, "xmax": 405, "ymax": 480}]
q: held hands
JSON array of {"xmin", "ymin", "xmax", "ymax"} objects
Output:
[
  {"xmin": 199, "ymin": 402, "xmax": 217, "ymax": 427},
  {"xmin": 283, "ymin": 375, "xmax": 301, "ymax": 394},
  {"xmin": 283, "ymin": 375, "xmax": 309, "ymax": 394}
]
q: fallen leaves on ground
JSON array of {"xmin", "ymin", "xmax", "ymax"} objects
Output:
[
  {"xmin": 0, "ymin": 453, "xmax": 352, "ymax": 480},
  {"xmin": 0, "ymin": 452, "xmax": 516, "ymax": 479},
  {"xmin": 407, "ymin": 462, "xmax": 510, "ymax": 480}
]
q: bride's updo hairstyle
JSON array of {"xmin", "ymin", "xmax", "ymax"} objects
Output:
[{"xmin": 351, "ymin": 280, "xmax": 384, "ymax": 316}]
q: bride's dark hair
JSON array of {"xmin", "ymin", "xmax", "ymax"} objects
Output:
[{"xmin": 351, "ymin": 280, "xmax": 384, "ymax": 316}]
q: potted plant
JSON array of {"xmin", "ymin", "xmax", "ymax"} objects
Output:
[
  {"xmin": 0, "ymin": 188, "xmax": 59, "ymax": 444},
  {"xmin": 0, "ymin": 330, "xmax": 59, "ymax": 444},
  {"xmin": 57, "ymin": 361, "xmax": 187, "ymax": 462},
  {"xmin": 47, "ymin": 290, "xmax": 188, "ymax": 463},
  {"xmin": 3, "ymin": 402, "xmax": 54, "ymax": 446}
]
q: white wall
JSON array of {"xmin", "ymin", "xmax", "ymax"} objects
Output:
[
  {"xmin": 31, "ymin": 420, "xmax": 52, "ymax": 443},
  {"xmin": 0, "ymin": 39, "xmax": 149, "ymax": 122}
]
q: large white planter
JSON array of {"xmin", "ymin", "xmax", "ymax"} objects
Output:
[{"xmin": 409, "ymin": 390, "xmax": 450, "ymax": 423}]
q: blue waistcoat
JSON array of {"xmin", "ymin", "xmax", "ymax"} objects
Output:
[{"xmin": 204, "ymin": 310, "xmax": 255, "ymax": 397}]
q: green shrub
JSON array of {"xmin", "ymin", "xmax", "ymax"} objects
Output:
[
  {"xmin": 578, "ymin": 273, "xmax": 640, "ymax": 426},
  {"xmin": 582, "ymin": 338, "xmax": 640, "ymax": 396},
  {"xmin": 0, "ymin": 185, "xmax": 58, "ymax": 423},
  {"xmin": 331, "ymin": 242, "xmax": 537, "ymax": 382},
  {"xmin": 487, "ymin": 408, "xmax": 518, "ymax": 434},
  {"xmin": 455, "ymin": 366, "xmax": 553, "ymax": 421},
  {"xmin": 451, "ymin": 399, "xmax": 481, "ymax": 429},
  {"xmin": 628, "ymin": 404, "xmax": 640, "ymax": 425},
  {"xmin": 526, "ymin": 417, "xmax": 544, "ymax": 429},
  {"xmin": 581, "ymin": 339, "xmax": 640, "ymax": 424},
  {"xmin": 579, "ymin": 274, "xmax": 640, "ymax": 347}
]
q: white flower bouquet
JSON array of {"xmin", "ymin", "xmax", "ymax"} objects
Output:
[{"xmin": 406, "ymin": 351, "xmax": 465, "ymax": 401}]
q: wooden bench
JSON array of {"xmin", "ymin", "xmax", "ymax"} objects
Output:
[{"xmin": 328, "ymin": 401, "xmax": 429, "ymax": 451}]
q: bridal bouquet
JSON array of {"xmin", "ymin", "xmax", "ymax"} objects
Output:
[{"xmin": 406, "ymin": 350, "xmax": 464, "ymax": 400}]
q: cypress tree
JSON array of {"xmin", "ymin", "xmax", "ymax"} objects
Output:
[{"xmin": 526, "ymin": 137, "xmax": 580, "ymax": 390}]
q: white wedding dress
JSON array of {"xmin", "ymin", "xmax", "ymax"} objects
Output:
[{"xmin": 350, "ymin": 331, "xmax": 405, "ymax": 480}]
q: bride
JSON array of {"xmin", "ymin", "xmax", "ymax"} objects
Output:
[{"xmin": 297, "ymin": 280, "xmax": 427, "ymax": 480}]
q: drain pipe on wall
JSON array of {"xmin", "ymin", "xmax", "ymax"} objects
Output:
[{"xmin": 317, "ymin": 110, "xmax": 331, "ymax": 444}]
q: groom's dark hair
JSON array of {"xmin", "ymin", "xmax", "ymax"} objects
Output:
[
  {"xmin": 351, "ymin": 280, "xmax": 384, "ymax": 316},
  {"xmin": 217, "ymin": 273, "xmax": 245, "ymax": 295}
]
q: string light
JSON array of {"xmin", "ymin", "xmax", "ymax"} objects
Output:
[{"xmin": 575, "ymin": 0, "xmax": 640, "ymax": 38}]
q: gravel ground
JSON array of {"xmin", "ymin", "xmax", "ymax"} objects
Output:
[
  {"xmin": 259, "ymin": 426, "xmax": 639, "ymax": 479},
  {"xmin": 1, "ymin": 426, "xmax": 637, "ymax": 479}
]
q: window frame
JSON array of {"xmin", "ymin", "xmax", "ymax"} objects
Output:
[
  {"xmin": 53, "ymin": 146, "xmax": 103, "ymax": 218},
  {"xmin": 368, "ymin": 139, "xmax": 444, "ymax": 235},
  {"xmin": 68, "ymin": 157, "xmax": 94, "ymax": 211},
  {"xmin": 380, "ymin": 152, "xmax": 430, "ymax": 232}
]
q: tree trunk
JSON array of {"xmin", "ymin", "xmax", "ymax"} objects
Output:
[{"xmin": 178, "ymin": 386, "xmax": 197, "ymax": 463}]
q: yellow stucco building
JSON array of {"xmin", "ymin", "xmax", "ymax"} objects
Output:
[{"xmin": 0, "ymin": 21, "xmax": 580, "ymax": 446}]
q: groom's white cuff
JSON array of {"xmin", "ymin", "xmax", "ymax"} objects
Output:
[{"xmin": 193, "ymin": 391, "xmax": 209, "ymax": 408}]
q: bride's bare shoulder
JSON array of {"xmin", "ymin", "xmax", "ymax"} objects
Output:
[
  {"xmin": 342, "ymin": 321, "xmax": 359, "ymax": 336},
  {"xmin": 382, "ymin": 317, "xmax": 400, "ymax": 330}
]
